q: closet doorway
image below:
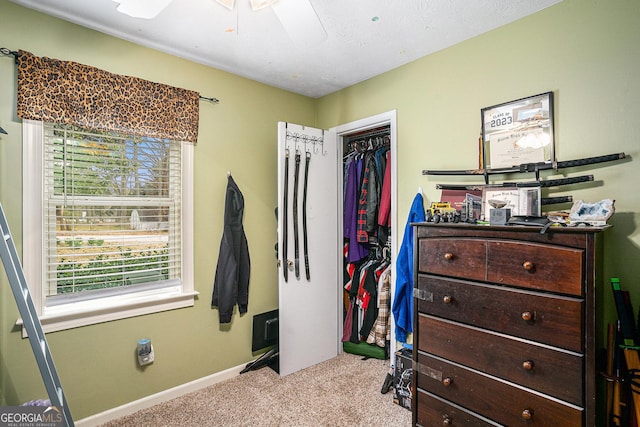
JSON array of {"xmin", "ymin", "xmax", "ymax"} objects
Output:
[
  {"xmin": 277, "ymin": 110, "xmax": 397, "ymax": 377},
  {"xmin": 333, "ymin": 110, "xmax": 399, "ymax": 360}
]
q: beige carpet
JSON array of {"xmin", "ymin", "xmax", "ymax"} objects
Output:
[{"xmin": 100, "ymin": 352, "xmax": 412, "ymax": 426}]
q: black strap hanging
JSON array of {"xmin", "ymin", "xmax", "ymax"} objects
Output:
[
  {"xmin": 293, "ymin": 150, "xmax": 301, "ymax": 279},
  {"xmin": 282, "ymin": 149, "xmax": 289, "ymax": 282},
  {"xmin": 302, "ymin": 151, "xmax": 311, "ymax": 281}
]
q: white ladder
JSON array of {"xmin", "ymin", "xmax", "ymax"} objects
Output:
[{"xmin": 0, "ymin": 202, "xmax": 74, "ymax": 426}]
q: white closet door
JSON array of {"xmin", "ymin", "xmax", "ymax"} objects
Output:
[{"xmin": 277, "ymin": 122, "xmax": 340, "ymax": 377}]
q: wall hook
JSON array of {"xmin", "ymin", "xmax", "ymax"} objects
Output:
[{"xmin": 321, "ymin": 131, "xmax": 328, "ymax": 156}]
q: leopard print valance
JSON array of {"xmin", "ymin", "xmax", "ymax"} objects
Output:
[{"xmin": 16, "ymin": 50, "xmax": 199, "ymax": 143}]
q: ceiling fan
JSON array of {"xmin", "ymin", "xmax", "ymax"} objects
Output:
[{"xmin": 111, "ymin": 0, "xmax": 327, "ymax": 47}]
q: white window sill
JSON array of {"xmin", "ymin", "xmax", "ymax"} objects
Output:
[{"xmin": 16, "ymin": 290, "xmax": 199, "ymax": 337}]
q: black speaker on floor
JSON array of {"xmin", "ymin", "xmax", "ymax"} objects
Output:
[
  {"xmin": 252, "ymin": 309, "xmax": 278, "ymax": 352},
  {"xmin": 241, "ymin": 309, "xmax": 279, "ymax": 374}
]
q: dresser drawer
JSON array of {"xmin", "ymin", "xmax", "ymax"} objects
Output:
[
  {"xmin": 487, "ymin": 240, "xmax": 584, "ymax": 296},
  {"xmin": 416, "ymin": 352, "xmax": 583, "ymax": 426},
  {"xmin": 418, "ymin": 314, "xmax": 583, "ymax": 405},
  {"xmin": 416, "ymin": 275, "xmax": 583, "ymax": 352},
  {"xmin": 416, "ymin": 389, "xmax": 498, "ymax": 427},
  {"xmin": 417, "ymin": 237, "xmax": 584, "ymax": 296},
  {"xmin": 418, "ymin": 238, "xmax": 486, "ymax": 281}
]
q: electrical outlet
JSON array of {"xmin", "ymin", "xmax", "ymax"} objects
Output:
[{"xmin": 137, "ymin": 338, "xmax": 154, "ymax": 366}]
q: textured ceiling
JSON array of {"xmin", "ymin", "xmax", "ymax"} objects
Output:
[{"xmin": 10, "ymin": 0, "xmax": 562, "ymax": 98}]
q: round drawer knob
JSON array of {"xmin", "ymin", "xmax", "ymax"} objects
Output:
[
  {"xmin": 521, "ymin": 311, "xmax": 534, "ymax": 321},
  {"xmin": 442, "ymin": 377, "xmax": 453, "ymax": 386},
  {"xmin": 443, "ymin": 295, "xmax": 453, "ymax": 304},
  {"xmin": 444, "ymin": 252, "xmax": 454, "ymax": 261},
  {"xmin": 522, "ymin": 409, "xmax": 533, "ymax": 420},
  {"xmin": 522, "ymin": 360, "xmax": 534, "ymax": 371},
  {"xmin": 522, "ymin": 260, "xmax": 534, "ymax": 271},
  {"xmin": 442, "ymin": 416, "xmax": 452, "ymax": 426}
]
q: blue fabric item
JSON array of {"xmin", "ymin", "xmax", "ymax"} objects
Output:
[{"xmin": 392, "ymin": 192, "xmax": 425, "ymax": 344}]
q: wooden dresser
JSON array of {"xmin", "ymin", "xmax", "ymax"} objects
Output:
[{"xmin": 412, "ymin": 223, "xmax": 605, "ymax": 426}]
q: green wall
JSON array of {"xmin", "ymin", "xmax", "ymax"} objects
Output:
[
  {"xmin": 1, "ymin": 0, "xmax": 639, "ymax": 421},
  {"xmin": 317, "ymin": 0, "xmax": 640, "ymax": 345}
]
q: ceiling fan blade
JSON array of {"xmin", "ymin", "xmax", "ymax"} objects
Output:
[
  {"xmin": 216, "ymin": 0, "xmax": 236, "ymax": 11},
  {"xmin": 249, "ymin": 0, "xmax": 278, "ymax": 11},
  {"xmin": 271, "ymin": 0, "xmax": 327, "ymax": 47},
  {"xmin": 112, "ymin": 0, "xmax": 173, "ymax": 19}
]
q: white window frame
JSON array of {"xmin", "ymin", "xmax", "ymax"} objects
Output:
[{"xmin": 20, "ymin": 120, "xmax": 197, "ymax": 335}]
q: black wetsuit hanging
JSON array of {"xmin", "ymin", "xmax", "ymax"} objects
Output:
[
  {"xmin": 282, "ymin": 149, "xmax": 289, "ymax": 282},
  {"xmin": 293, "ymin": 150, "xmax": 301, "ymax": 280},
  {"xmin": 302, "ymin": 151, "xmax": 311, "ymax": 281}
]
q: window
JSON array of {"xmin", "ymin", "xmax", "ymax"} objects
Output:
[{"xmin": 22, "ymin": 120, "xmax": 196, "ymax": 334}]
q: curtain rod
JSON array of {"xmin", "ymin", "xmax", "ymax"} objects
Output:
[
  {"xmin": 1, "ymin": 47, "xmax": 220, "ymax": 103},
  {"xmin": 0, "ymin": 47, "xmax": 19, "ymax": 64},
  {"xmin": 199, "ymin": 95, "xmax": 220, "ymax": 104}
]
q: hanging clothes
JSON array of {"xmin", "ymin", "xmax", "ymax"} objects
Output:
[
  {"xmin": 344, "ymin": 157, "xmax": 369, "ymax": 262},
  {"xmin": 343, "ymin": 257, "xmax": 390, "ymax": 344},
  {"xmin": 377, "ymin": 150, "xmax": 391, "ymax": 246},
  {"xmin": 212, "ymin": 175, "xmax": 251, "ymax": 324},
  {"xmin": 357, "ymin": 152, "xmax": 380, "ymax": 242},
  {"xmin": 342, "ymin": 132, "xmax": 391, "ymax": 359},
  {"xmin": 343, "ymin": 136, "xmax": 389, "ymax": 262},
  {"xmin": 378, "ymin": 151, "xmax": 391, "ymax": 227},
  {"xmin": 392, "ymin": 192, "xmax": 425, "ymax": 344},
  {"xmin": 367, "ymin": 266, "xmax": 391, "ymax": 347}
]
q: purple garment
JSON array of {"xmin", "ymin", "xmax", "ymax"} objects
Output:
[
  {"xmin": 343, "ymin": 159, "xmax": 357, "ymax": 237},
  {"xmin": 344, "ymin": 157, "xmax": 368, "ymax": 262}
]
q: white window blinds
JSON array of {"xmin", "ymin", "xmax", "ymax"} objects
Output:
[{"xmin": 42, "ymin": 123, "xmax": 182, "ymax": 305}]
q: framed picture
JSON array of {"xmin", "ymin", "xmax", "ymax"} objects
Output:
[
  {"xmin": 517, "ymin": 187, "xmax": 541, "ymax": 217},
  {"xmin": 481, "ymin": 92, "xmax": 555, "ymax": 169},
  {"xmin": 481, "ymin": 186, "xmax": 541, "ymax": 220}
]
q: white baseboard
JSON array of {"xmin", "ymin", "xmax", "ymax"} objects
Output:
[{"xmin": 76, "ymin": 362, "xmax": 248, "ymax": 427}]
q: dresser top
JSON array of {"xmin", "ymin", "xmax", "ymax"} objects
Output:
[
  {"xmin": 412, "ymin": 222, "xmax": 610, "ymax": 234},
  {"xmin": 412, "ymin": 222, "xmax": 609, "ymax": 248}
]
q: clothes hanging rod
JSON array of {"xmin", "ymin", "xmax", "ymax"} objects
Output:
[
  {"xmin": 344, "ymin": 126, "xmax": 390, "ymax": 145},
  {"xmin": 2, "ymin": 47, "xmax": 220, "ymax": 103},
  {"xmin": 344, "ymin": 125, "xmax": 390, "ymax": 155}
]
